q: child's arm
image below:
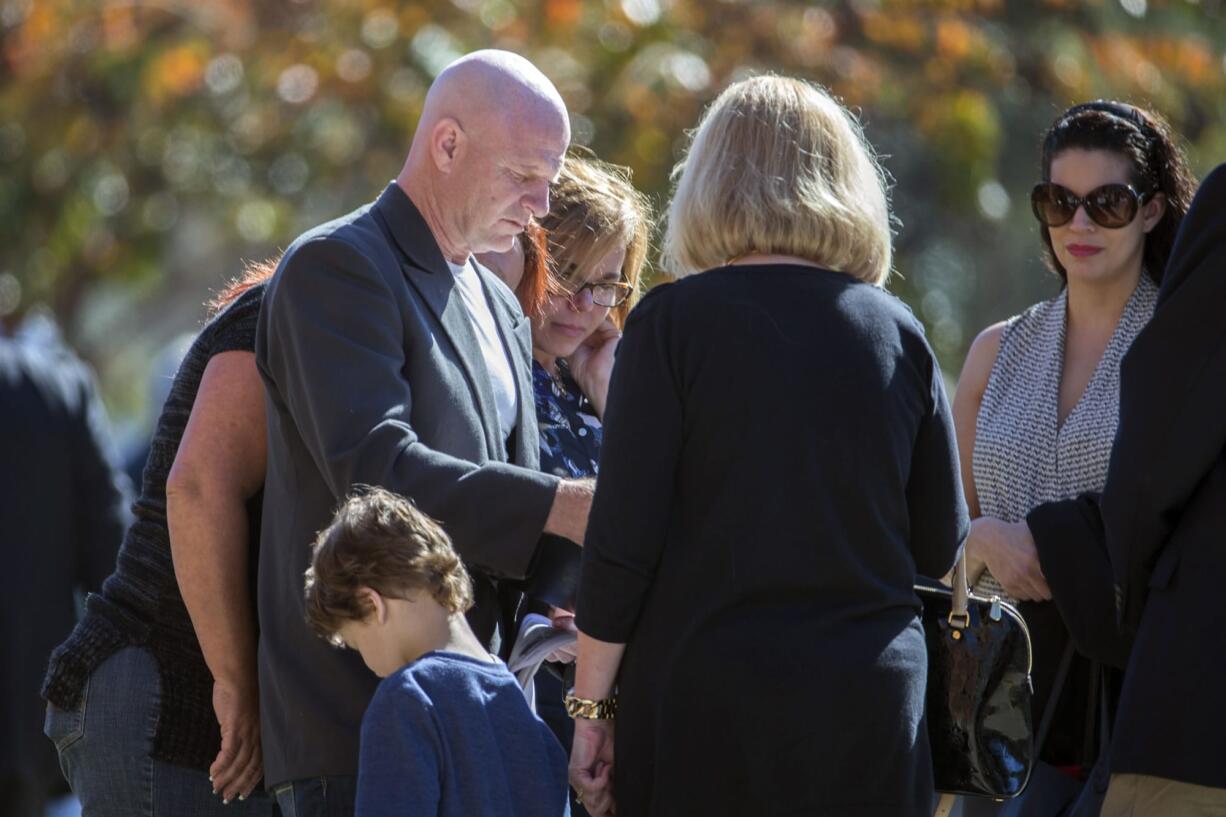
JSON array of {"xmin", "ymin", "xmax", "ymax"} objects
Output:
[{"xmin": 356, "ymin": 684, "xmax": 443, "ymax": 817}]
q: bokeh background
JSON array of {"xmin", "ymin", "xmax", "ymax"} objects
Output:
[{"xmin": 2, "ymin": 0, "xmax": 1225, "ymax": 451}]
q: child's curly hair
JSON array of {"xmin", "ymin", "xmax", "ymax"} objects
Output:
[{"xmin": 304, "ymin": 486, "xmax": 473, "ymax": 644}]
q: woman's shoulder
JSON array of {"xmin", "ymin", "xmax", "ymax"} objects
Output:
[
  {"xmin": 976, "ymin": 292, "xmax": 1065, "ymax": 378},
  {"xmin": 211, "ymin": 280, "xmax": 267, "ymax": 325},
  {"xmin": 198, "ymin": 281, "xmax": 267, "ymax": 356},
  {"xmin": 958, "ymin": 321, "xmax": 1008, "ymax": 399},
  {"xmin": 626, "ymin": 263, "xmax": 884, "ymax": 317}
]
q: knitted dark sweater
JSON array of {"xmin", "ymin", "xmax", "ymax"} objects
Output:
[{"xmin": 42, "ymin": 283, "xmax": 265, "ymax": 770}]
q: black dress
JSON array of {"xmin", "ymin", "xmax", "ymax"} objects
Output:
[{"xmin": 575, "ymin": 264, "xmax": 968, "ymax": 816}]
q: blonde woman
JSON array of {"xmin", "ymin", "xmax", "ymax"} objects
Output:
[{"xmin": 567, "ymin": 76, "xmax": 968, "ymax": 816}]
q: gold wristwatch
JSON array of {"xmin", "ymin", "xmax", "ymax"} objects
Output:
[{"xmin": 564, "ymin": 691, "xmax": 618, "ymax": 720}]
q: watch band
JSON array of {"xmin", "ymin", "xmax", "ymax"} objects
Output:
[{"xmin": 564, "ymin": 692, "xmax": 618, "ymax": 720}]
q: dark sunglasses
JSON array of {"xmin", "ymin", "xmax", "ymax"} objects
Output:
[{"xmin": 1030, "ymin": 182, "xmax": 1150, "ymax": 229}]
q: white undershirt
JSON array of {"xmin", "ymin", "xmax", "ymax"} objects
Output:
[{"xmin": 448, "ymin": 258, "xmax": 519, "ymax": 442}]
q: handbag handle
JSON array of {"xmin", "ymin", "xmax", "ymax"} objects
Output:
[{"xmin": 948, "ymin": 547, "xmax": 971, "ymax": 630}]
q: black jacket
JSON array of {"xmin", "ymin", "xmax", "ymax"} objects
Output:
[
  {"xmin": 255, "ymin": 183, "xmax": 558, "ymax": 786},
  {"xmin": 1028, "ymin": 163, "xmax": 1226, "ymax": 788},
  {"xmin": 1, "ymin": 336, "xmax": 128, "ymax": 788}
]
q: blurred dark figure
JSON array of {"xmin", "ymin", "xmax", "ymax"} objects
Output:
[
  {"xmin": 121, "ymin": 332, "xmax": 194, "ymax": 492},
  {"xmin": 0, "ymin": 332, "xmax": 130, "ymax": 817}
]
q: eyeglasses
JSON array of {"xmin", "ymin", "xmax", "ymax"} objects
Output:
[
  {"xmin": 1030, "ymin": 182, "xmax": 1149, "ymax": 229},
  {"xmin": 560, "ymin": 279, "xmax": 633, "ymax": 308}
]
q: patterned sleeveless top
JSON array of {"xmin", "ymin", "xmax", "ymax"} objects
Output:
[{"xmin": 972, "ymin": 274, "xmax": 1158, "ymax": 599}]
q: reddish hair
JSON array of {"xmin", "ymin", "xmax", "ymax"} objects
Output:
[
  {"xmin": 516, "ymin": 223, "xmax": 554, "ymax": 320},
  {"xmin": 207, "ymin": 253, "xmax": 282, "ymax": 316}
]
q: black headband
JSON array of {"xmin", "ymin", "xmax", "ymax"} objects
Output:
[{"xmin": 1060, "ymin": 100, "xmax": 1158, "ymax": 142}]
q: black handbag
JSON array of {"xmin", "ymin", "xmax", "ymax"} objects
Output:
[
  {"xmin": 920, "ymin": 552, "xmax": 1035, "ymax": 803},
  {"xmin": 961, "ymin": 643, "xmax": 1079, "ymax": 816}
]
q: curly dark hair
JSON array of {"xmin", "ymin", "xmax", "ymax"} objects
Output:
[
  {"xmin": 1038, "ymin": 100, "xmax": 1198, "ymax": 285},
  {"xmin": 304, "ymin": 486, "xmax": 473, "ymax": 644}
]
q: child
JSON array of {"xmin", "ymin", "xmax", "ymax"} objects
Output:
[{"xmin": 304, "ymin": 486, "xmax": 571, "ymax": 817}]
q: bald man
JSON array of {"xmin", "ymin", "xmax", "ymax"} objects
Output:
[{"xmin": 254, "ymin": 50, "xmax": 587, "ymax": 813}]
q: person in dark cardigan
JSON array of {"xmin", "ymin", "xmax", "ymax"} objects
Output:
[
  {"xmin": 42, "ymin": 260, "xmax": 278, "ymax": 816},
  {"xmin": 567, "ymin": 75, "xmax": 969, "ymax": 817},
  {"xmin": 1017, "ymin": 163, "xmax": 1226, "ymax": 815}
]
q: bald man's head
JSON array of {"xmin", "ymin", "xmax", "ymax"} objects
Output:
[
  {"xmin": 401, "ymin": 50, "xmax": 571, "ymax": 262},
  {"xmin": 423, "ymin": 50, "xmax": 569, "ymax": 139}
]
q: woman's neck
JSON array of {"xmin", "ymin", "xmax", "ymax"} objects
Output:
[
  {"xmin": 1065, "ymin": 264, "xmax": 1143, "ymax": 335},
  {"xmin": 533, "ymin": 346, "xmax": 558, "ymax": 376}
]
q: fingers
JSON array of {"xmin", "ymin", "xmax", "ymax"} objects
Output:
[
  {"xmin": 571, "ymin": 718, "xmax": 617, "ymax": 813},
  {"xmin": 992, "ymin": 547, "xmax": 1051, "ymax": 602},
  {"xmin": 1019, "ymin": 555, "xmax": 1052, "ymax": 601},
  {"xmin": 583, "ymin": 761, "xmax": 616, "ymax": 816},
  {"xmin": 210, "ymin": 745, "xmax": 247, "ymax": 801},
  {"xmin": 233, "ymin": 749, "xmax": 264, "ymax": 801},
  {"xmin": 1005, "ymin": 572, "xmax": 1047, "ymax": 602},
  {"xmin": 209, "ymin": 734, "xmax": 239, "ymax": 794},
  {"xmin": 211, "ymin": 729, "xmax": 260, "ymax": 803},
  {"xmin": 1031, "ymin": 570, "xmax": 1053, "ymax": 602}
]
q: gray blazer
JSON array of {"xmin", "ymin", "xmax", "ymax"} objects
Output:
[{"xmin": 255, "ymin": 182, "xmax": 559, "ymax": 785}]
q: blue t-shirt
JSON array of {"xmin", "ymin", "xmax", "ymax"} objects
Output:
[{"xmin": 356, "ymin": 651, "xmax": 570, "ymax": 817}]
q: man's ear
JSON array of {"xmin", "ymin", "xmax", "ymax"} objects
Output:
[
  {"xmin": 359, "ymin": 587, "xmax": 389, "ymax": 625},
  {"xmin": 431, "ymin": 117, "xmax": 466, "ymax": 174},
  {"xmin": 1142, "ymin": 191, "xmax": 1166, "ymax": 233}
]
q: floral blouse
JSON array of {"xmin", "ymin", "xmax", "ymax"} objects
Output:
[{"xmin": 533, "ymin": 360, "xmax": 602, "ymax": 478}]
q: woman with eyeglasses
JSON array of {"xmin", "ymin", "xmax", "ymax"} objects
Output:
[
  {"xmin": 951, "ymin": 101, "xmax": 1196, "ymax": 814},
  {"xmin": 481, "ymin": 154, "xmax": 651, "ymax": 474},
  {"xmin": 478, "ymin": 153, "xmax": 651, "ymax": 817}
]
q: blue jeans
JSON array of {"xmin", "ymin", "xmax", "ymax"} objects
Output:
[
  {"xmin": 272, "ymin": 777, "xmax": 356, "ymax": 817},
  {"xmin": 43, "ymin": 646, "xmax": 276, "ymax": 817}
]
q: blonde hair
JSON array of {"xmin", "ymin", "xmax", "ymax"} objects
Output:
[
  {"xmin": 662, "ymin": 75, "xmax": 894, "ymax": 286},
  {"xmin": 522, "ymin": 153, "xmax": 652, "ymax": 327}
]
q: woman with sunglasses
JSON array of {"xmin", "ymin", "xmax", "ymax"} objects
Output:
[{"xmin": 951, "ymin": 101, "xmax": 1196, "ymax": 814}]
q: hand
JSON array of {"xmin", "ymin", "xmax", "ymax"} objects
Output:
[
  {"xmin": 566, "ymin": 319, "xmax": 621, "ymax": 418},
  {"xmin": 969, "ymin": 517, "xmax": 1052, "ymax": 601},
  {"xmin": 570, "ymin": 718, "xmax": 616, "ymax": 816},
  {"xmin": 546, "ymin": 606, "xmax": 579, "ymax": 663},
  {"xmin": 209, "ymin": 677, "xmax": 263, "ymax": 803}
]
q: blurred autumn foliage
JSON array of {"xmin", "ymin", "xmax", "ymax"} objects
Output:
[{"xmin": 1, "ymin": 0, "xmax": 1224, "ymax": 421}]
